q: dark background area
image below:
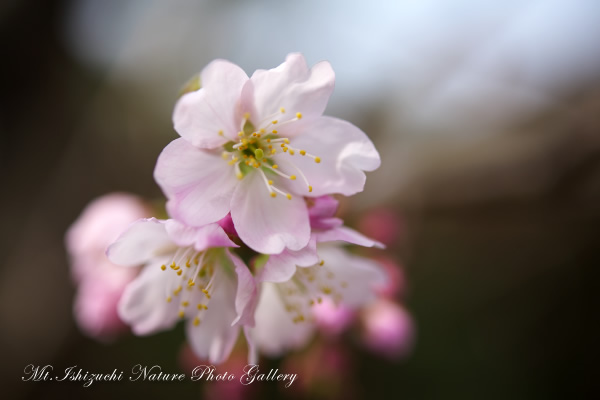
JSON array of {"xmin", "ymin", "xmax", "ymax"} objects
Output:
[{"xmin": 1, "ymin": 1, "xmax": 599, "ymax": 399}]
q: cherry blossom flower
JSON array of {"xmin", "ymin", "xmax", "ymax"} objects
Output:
[
  {"xmin": 65, "ymin": 193, "xmax": 149, "ymax": 341},
  {"xmin": 107, "ymin": 217, "xmax": 257, "ymax": 364},
  {"xmin": 155, "ymin": 53, "xmax": 380, "ymax": 254}
]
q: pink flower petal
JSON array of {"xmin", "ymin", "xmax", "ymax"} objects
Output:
[
  {"xmin": 117, "ymin": 261, "xmax": 179, "ymax": 335},
  {"xmin": 230, "ymin": 171, "xmax": 310, "ymax": 254},
  {"xmin": 107, "ymin": 218, "xmax": 170, "ymax": 267},
  {"xmin": 185, "ymin": 265, "xmax": 239, "ymax": 364},
  {"xmin": 165, "ymin": 220, "xmax": 238, "ymax": 251},
  {"xmin": 282, "ymin": 116, "xmax": 380, "ymax": 197},
  {"xmin": 154, "ymin": 138, "xmax": 238, "ymax": 227},
  {"xmin": 173, "ymin": 60, "xmax": 248, "ymax": 145},
  {"xmin": 228, "ymin": 250, "xmax": 258, "ymax": 327},
  {"xmin": 316, "ymin": 226, "xmax": 384, "ymax": 249},
  {"xmin": 258, "ymin": 235, "xmax": 318, "ymax": 283},
  {"xmin": 246, "ymin": 53, "xmax": 334, "ymax": 129}
]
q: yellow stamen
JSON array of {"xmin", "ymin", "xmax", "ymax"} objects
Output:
[
  {"xmin": 178, "ymin": 310, "xmax": 185, "ymax": 319},
  {"xmin": 296, "ymin": 112, "xmax": 303, "ymax": 119},
  {"xmin": 193, "ymin": 317, "xmax": 200, "ymax": 326},
  {"xmin": 182, "ymin": 301, "xmax": 189, "ymax": 307},
  {"xmin": 308, "ymin": 186, "xmax": 313, "ymax": 192},
  {"xmin": 286, "ymin": 194, "xmax": 292, "ymax": 200},
  {"xmin": 160, "ymin": 265, "xmax": 166, "ymax": 271},
  {"xmin": 315, "ymin": 157, "xmax": 321, "ymax": 163},
  {"xmin": 270, "ymin": 192, "xmax": 276, "ymax": 198},
  {"xmin": 290, "ymin": 175, "xmax": 297, "ymax": 180},
  {"xmin": 218, "ymin": 130, "xmax": 224, "ymax": 136}
]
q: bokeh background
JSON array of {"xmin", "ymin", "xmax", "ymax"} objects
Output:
[{"xmin": 2, "ymin": 0, "xmax": 600, "ymax": 398}]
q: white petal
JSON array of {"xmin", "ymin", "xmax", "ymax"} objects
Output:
[
  {"xmin": 248, "ymin": 283, "xmax": 315, "ymax": 357},
  {"xmin": 117, "ymin": 259, "xmax": 179, "ymax": 335},
  {"xmin": 185, "ymin": 266, "xmax": 239, "ymax": 364},
  {"xmin": 154, "ymin": 138, "xmax": 238, "ymax": 226},
  {"xmin": 173, "ymin": 60, "xmax": 248, "ymax": 144},
  {"xmin": 107, "ymin": 218, "xmax": 171, "ymax": 267},
  {"xmin": 247, "ymin": 53, "xmax": 334, "ymax": 127},
  {"xmin": 318, "ymin": 245, "xmax": 386, "ymax": 307}
]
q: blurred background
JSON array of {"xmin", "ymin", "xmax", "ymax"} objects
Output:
[{"xmin": 1, "ymin": 0, "xmax": 600, "ymax": 398}]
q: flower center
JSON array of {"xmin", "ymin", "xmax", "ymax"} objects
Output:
[
  {"xmin": 159, "ymin": 247, "xmax": 218, "ymax": 327},
  {"xmin": 220, "ymin": 108, "xmax": 321, "ymax": 200},
  {"xmin": 276, "ymin": 258, "xmax": 349, "ymax": 324}
]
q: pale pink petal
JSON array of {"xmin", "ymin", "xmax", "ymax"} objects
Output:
[
  {"xmin": 258, "ymin": 235, "xmax": 318, "ymax": 283},
  {"xmin": 243, "ymin": 326, "xmax": 258, "ymax": 365},
  {"xmin": 230, "ymin": 171, "xmax": 310, "ymax": 254},
  {"xmin": 165, "ymin": 220, "xmax": 238, "ymax": 251},
  {"xmin": 316, "ymin": 226, "xmax": 384, "ymax": 249},
  {"xmin": 318, "ymin": 246, "xmax": 386, "ymax": 307},
  {"xmin": 154, "ymin": 138, "xmax": 238, "ymax": 226},
  {"xmin": 248, "ymin": 283, "xmax": 315, "ymax": 357},
  {"xmin": 282, "ymin": 116, "xmax": 380, "ymax": 197},
  {"xmin": 117, "ymin": 261, "xmax": 179, "ymax": 335},
  {"xmin": 107, "ymin": 218, "xmax": 171, "ymax": 267},
  {"xmin": 228, "ymin": 250, "xmax": 258, "ymax": 327},
  {"xmin": 185, "ymin": 267, "xmax": 239, "ymax": 364},
  {"xmin": 173, "ymin": 60, "xmax": 248, "ymax": 144},
  {"xmin": 246, "ymin": 53, "xmax": 334, "ymax": 127}
]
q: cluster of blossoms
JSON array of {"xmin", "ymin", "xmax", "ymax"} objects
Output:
[{"xmin": 66, "ymin": 54, "xmax": 412, "ymax": 367}]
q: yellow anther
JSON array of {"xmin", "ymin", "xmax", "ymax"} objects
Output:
[
  {"xmin": 174, "ymin": 285, "xmax": 182, "ymax": 295},
  {"xmin": 286, "ymin": 194, "xmax": 292, "ymax": 200},
  {"xmin": 308, "ymin": 186, "xmax": 313, "ymax": 193},
  {"xmin": 289, "ymin": 150, "xmax": 295, "ymax": 155},
  {"xmin": 273, "ymin": 164, "xmax": 279, "ymax": 169},
  {"xmin": 160, "ymin": 265, "xmax": 166, "ymax": 271},
  {"xmin": 272, "ymin": 120, "xmax": 278, "ymax": 124},
  {"xmin": 166, "ymin": 296, "xmax": 172, "ymax": 303},
  {"xmin": 317, "ymin": 297, "xmax": 323, "ymax": 304},
  {"xmin": 280, "ymin": 107, "xmax": 286, "ymax": 113},
  {"xmin": 252, "ymin": 132, "xmax": 257, "ymax": 137},
  {"xmin": 270, "ymin": 192, "xmax": 276, "ymax": 198},
  {"xmin": 185, "ymin": 260, "xmax": 191, "ymax": 268},
  {"xmin": 202, "ymin": 289, "xmax": 211, "ymax": 299},
  {"xmin": 309, "ymin": 299, "xmax": 315, "ymax": 306},
  {"xmin": 188, "ymin": 279, "xmax": 195, "ymax": 287},
  {"xmin": 177, "ymin": 270, "xmax": 182, "ymax": 276},
  {"xmin": 194, "ymin": 257, "xmax": 199, "ymax": 265},
  {"xmin": 222, "ymin": 152, "xmax": 229, "ymax": 160},
  {"xmin": 315, "ymin": 157, "xmax": 321, "ymax": 163},
  {"xmin": 182, "ymin": 301, "xmax": 189, "ymax": 307},
  {"xmin": 272, "ymin": 130, "xmax": 278, "ymax": 134},
  {"xmin": 178, "ymin": 310, "xmax": 185, "ymax": 319},
  {"xmin": 283, "ymin": 147, "xmax": 288, "ymax": 152},
  {"xmin": 260, "ymin": 128, "xmax": 266, "ymax": 134},
  {"xmin": 300, "ymin": 150, "xmax": 306, "ymax": 156},
  {"xmin": 271, "ymin": 149, "xmax": 276, "ymax": 155},
  {"xmin": 296, "ymin": 112, "xmax": 303, "ymax": 119},
  {"xmin": 238, "ymin": 131, "xmax": 244, "ymax": 137},
  {"xmin": 193, "ymin": 317, "xmax": 200, "ymax": 326},
  {"xmin": 218, "ymin": 130, "xmax": 224, "ymax": 136},
  {"xmin": 268, "ymin": 180, "xmax": 273, "ymax": 185},
  {"xmin": 266, "ymin": 139, "xmax": 271, "ymax": 143},
  {"xmin": 284, "ymin": 138, "xmax": 290, "ymax": 144},
  {"xmin": 319, "ymin": 260, "xmax": 325, "ymax": 266},
  {"xmin": 257, "ymin": 133, "xmax": 261, "ymax": 138},
  {"xmin": 170, "ymin": 262, "xmax": 176, "ymax": 269},
  {"xmin": 290, "ymin": 175, "xmax": 297, "ymax": 180}
]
